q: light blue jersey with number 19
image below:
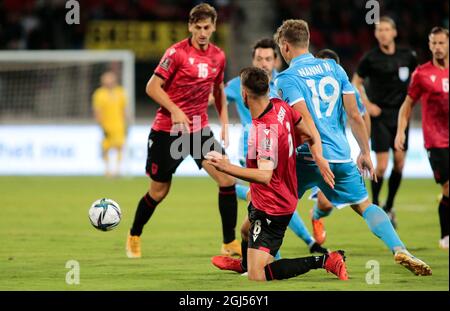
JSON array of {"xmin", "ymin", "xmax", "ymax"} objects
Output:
[{"xmin": 275, "ymin": 53, "xmax": 355, "ymax": 163}]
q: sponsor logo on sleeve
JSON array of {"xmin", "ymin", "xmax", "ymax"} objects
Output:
[{"xmin": 160, "ymin": 58, "xmax": 172, "ymax": 71}]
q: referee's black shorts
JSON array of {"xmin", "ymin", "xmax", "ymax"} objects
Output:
[
  {"xmin": 371, "ymin": 111, "xmax": 409, "ymax": 153},
  {"xmin": 427, "ymin": 148, "xmax": 449, "ymax": 185}
]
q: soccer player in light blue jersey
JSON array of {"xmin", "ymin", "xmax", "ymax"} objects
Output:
[
  {"xmin": 308, "ymin": 49, "xmax": 372, "ymax": 245},
  {"xmin": 274, "ymin": 19, "xmax": 431, "ymax": 276},
  {"xmin": 224, "ymin": 38, "xmax": 328, "ymax": 256}
]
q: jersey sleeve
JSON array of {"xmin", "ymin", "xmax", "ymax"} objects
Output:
[
  {"xmin": 275, "ymin": 74, "xmax": 307, "ymax": 106},
  {"xmin": 154, "ymin": 46, "xmax": 183, "ymax": 80},
  {"xmin": 256, "ymin": 123, "xmax": 278, "ymax": 162},
  {"xmin": 407, "ymin": 69, "xmax": 423, "ymax": 101},
  {"xmin": 356, "ymin": 52, "xmax": 370, "ymax": 78},
  {"xmin": 336, "ymin": 64, "xmax": 355, "ymax": 94},
  {"xmin": 225, "ymin": 78, "xmax": 240, "ymax": 105}
]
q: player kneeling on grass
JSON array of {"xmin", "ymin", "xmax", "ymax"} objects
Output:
[{"xmin": 206, "ymin": 67, "xmax": 348, "ymax": 281}]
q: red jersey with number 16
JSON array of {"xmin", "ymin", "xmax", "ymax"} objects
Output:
[
  {"xmin": 246, "ymin": 98, "xmax": 302, "ymax": 216},
  {"xmin": 153, "ymin": 38, "xmax": 226, "ymax": 133},
  {"xmin": 407, "ymin": 61, "xmax": 449, "ymax": 149}
]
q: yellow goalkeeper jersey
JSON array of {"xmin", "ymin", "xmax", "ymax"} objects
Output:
[{"xmin": 92, "ymin": 86, "xmax": 127, "ymax": 133}]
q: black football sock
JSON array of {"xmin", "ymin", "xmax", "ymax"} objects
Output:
[
  {"xmin": 384, "ymin": 170, "xmax": 402, "ymax": 212},
  {"xmin": 219, "ymin": 185, "xmax": 238, "ymax": 244},
  {"xmin": 439, "ymin": 195, "xmax": 449, "ymax": 238},
  {"xmin": 264, "ymin": 255, "xmax": 326, "ymax": 281},
  {"xmin": 371, "ymin": 175, "xmax": 384, "ymax": 206},
  {"xmin": 241, "ymin": 239, "xmax": 248, "ymax": 272},
  {"xmin": 130, "ymin": 193, "xmax": 160, "ymax": 236}
]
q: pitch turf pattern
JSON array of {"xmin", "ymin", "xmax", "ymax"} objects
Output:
[{"xmin": 0, "ymin": 177, "xmax": 448, "ymax": 290}]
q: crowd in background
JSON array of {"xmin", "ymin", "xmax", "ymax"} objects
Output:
[
  {"xmin": 0, "ymin": 0, "xmax": 234, "ymax": 50},
  {"xmin": 1, "ymin": 0, "xmax": 448, "ymax": 120},
  {"xmin": 276, "ymin": 0, "xmax": 449, "ymax": 71}
]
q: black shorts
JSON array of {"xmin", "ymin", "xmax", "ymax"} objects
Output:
[
  {"xmin": 427, "ymin": 148, "xmax": 449, "ymax": 185},
  {"xmin": 247, "ymin": 202, "xmax": 292, "ymax": 257},
  {"xmin": 146, "ymin": 127, "xmax": 225, "ymax": 182},
  {"xmin": 371, "ymin": 116, "xmax": 409, "ymax": 153}
]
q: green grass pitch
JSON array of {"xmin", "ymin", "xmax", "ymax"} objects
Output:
[{"xmin": 0, "ymin": 176, "xmax": 448, "ymax": 290}]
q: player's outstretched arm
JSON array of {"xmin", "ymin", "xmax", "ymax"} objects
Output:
[
  {"xmin": 146, "ymin": 74, "xmax": 192, "ymax": 131},
  {"xmin": 395, "ymin": 96, "xmax": 415, "ymax": 151},
  {"xmin": 343, "ymin": 93, "xmax": 376, "ymax": 181},
  {"xmin": 205, "ymin": 151, "xmax": 273, "ymax": 185},
  {"xmin": 213, "ymin": 82, "xmax": 230, "ymax": 147}
]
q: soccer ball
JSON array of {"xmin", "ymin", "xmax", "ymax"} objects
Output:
[{"xmin": 88, "ymin": 198, "xmax": 122, "ymax": 231}]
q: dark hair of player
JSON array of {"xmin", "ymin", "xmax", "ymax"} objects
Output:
[
  {"xmin": 274, "ymin": 19, "xmax": 310, "ymax": 48},
  {"xmin": 316, "ymin": 49, "xmax": 341, "ymax": 64},
  {"xmin": 189, "ymin": 3, "xmax": 217, "ymax": 24},
  {"xmin": 378, "ymin": 16, "xmax": 397, "ymax": 29},
  {"xmin": 429, "ymin": 26, "xmax": 449, "ymax": 38},
  {"xmin": 252, "ymin": 38, "xmax": 278, "ymax": 59},
  {"xmin": 240, "ymin": 67, "xmax": 269, "ymax": 97}
]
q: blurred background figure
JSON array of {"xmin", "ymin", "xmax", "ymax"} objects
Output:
[
  {"xmin": 352, "ymin": 16, "xmax": 417, "ymax": 228},
  {"xmin": 92, "ymin": 71, "xmax": 128, "ymax": 177}
]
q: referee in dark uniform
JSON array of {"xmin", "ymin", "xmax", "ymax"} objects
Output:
[{"xmin": 353, "ymin": 16, "xmax": 417, "ymax": 228}]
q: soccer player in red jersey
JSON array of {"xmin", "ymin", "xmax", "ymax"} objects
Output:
[
  {"xmin": 126, "ymin": 3, "xmax": 240, "ymax": 258},
  {"xmin": 206, "ymin": 67, "xmax": 347, "ymax": 281},
  {"xmin": 395, "ymin": 27, "xmax": 449, "ymax": 250}
]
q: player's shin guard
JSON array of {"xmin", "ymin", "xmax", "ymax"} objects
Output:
[
  {"xmin": 385, "ymin": 170, "xmax": 402, "ymax": 211},
  {"xmin": 363, "ymin": 204, "xmax": 405, "ymax": 252},
  {"xmin": 438, "ymin": 195, "xmax": 449, "ymax": 238},
  {"xmin": 371, "ymin": 176, "xmax": 384, "ymax": 206},
  {"xmin": 288, "ymin": 211, "xmax": 314, "ymax": 245},
  {"xmin": 130, "ymin": 193, "xmax": 160, "ymax": 236},
  {"xmin": 236, "ymin": 184, "xmax": 249, "ymax": 201},
  {"xmin": 219, "ymin": 185, "xmax": 238, "ymax": 244},
  {"xmin": 313, "ymin": 203, "xmax": 333, "ymax": 220},
  {"xmin": 264, "ymin": 256, "xmax": 324, "ymax": 280}
]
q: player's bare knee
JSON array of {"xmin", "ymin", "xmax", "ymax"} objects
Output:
[
  {"xmin": 351, "ymin": 200, "xmax": 370, "ymax": 216},
  {"xmin": 393, "ymin": 159, "xmax": 405, "ymax": 173},
  {"xmin": 376, "ymin": 164, "xmax": 388, "ymax": 176},
  {"xmin": 149, "ymin": 182, "xmax": 171, "ymax": 201},
  {"xmin": 240, "ymin": 226, "xmax": 249, "ymax": 240},
  {"xmin": 217, "ymin": 174, "xmax": 236, "ymax": 188},
  {"xmin": 318, "ymin": 198, "xmax": 333, "ymax": 211}
]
